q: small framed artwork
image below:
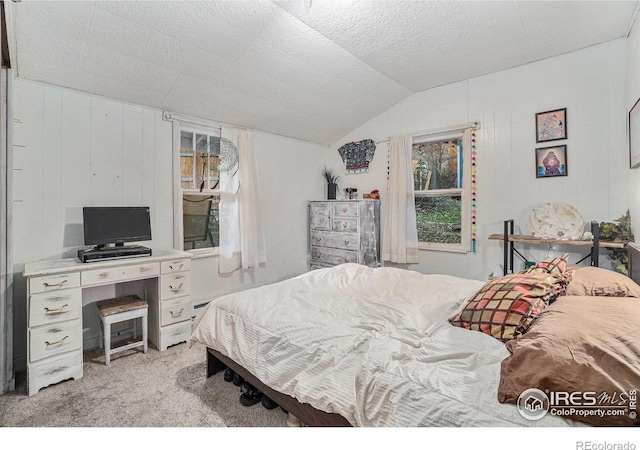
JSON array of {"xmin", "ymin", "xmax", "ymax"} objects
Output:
[
  {"xmin": 629, "ymin": 97, "xmax": 640, "ymax": 168},
  {"xmin": 535, "ymin": 108, "xmax": 567, "ymax": 143},
  {"xmin": 536, "ymin": 145, "xmax": 567, "ymax": 178}
]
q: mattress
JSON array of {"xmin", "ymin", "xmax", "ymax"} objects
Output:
[{"xmin": 190, "ymin": 263, "xmax": 577, "ymax": 426}]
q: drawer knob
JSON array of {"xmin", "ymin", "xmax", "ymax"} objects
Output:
[
  {"xmin": 342, "ymin": 207, "xmax": 347, "ymax": 212},
  {"xmin": 169, "ymin": 283, "xmax": 184, "ymax": 293},
  {"xmin": 313, "ymin": 252, "xmax": 321, "ymax": 258},
  {"xmin": 344, "ymin": 238, "xmax": 350, "ymax": 245},
  {"xmin": 169, "ymin": 263, "xmax": 184, "ymax": 270},
  {"xmin": 98, "ymin": 272, "xmax": 111, "ymax": 279},
  {"xmin": 139, "ymin": 267, "xmax": 152, "ymax": 273},
  {"xmin": 315, "ymin": 236, "xmax": 322, "ymax": 242},
  {"xmin": 170, "ymin": 308, "xmax": 184, "ymax": 318},
  {"xmin": 45, "ymin": 336, "xmax": 69, "ymax": 347},
  {"xmin": 342, "ymin": 222, "xmax": 347, "ymax": 228},
  {"xmin": 43, "ymin": 279, "xmax": 67, "ymax": 288},
  {"xmin": 44, "ymin": 304, "xmax": 69, "ymax": 315},
  {"xmin": 343, "ymin": 256, "xmax": 350, "ymax": 262}
]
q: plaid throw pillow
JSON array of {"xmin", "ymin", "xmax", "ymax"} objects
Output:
[
  {"xmin": 449, "ymin": 271, "xmax": 566, "ymax": 341},
  {"xmin": 525, "ymin": 253, "xmax": 569, "ymax": 276}
]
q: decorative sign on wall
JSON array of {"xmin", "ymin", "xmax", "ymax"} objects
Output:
[
  {"xmin": 338, "ymin": 139, "xmax": 376, "ymax": 174},
  {"xmin": 535, "ymin": 108, "xmax": 567, "ymax": 143}
]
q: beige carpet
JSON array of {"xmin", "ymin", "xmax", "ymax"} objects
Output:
[{"xmin": 0, "ymin": 341, "xmax": 288, "ymax": 427}]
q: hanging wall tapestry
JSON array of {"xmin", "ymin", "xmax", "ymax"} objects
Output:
[{"xmin": 338, "ymin": 139, "xmax": 376, "ymax": 174}]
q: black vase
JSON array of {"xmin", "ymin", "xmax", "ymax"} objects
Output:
[{"xmin": 327, "ymin": 183, "xmax": 337, "ymax": 200}]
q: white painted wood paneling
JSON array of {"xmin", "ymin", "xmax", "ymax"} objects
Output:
[
  {"xmin": 42, "ymin": 87, "xmax": 63, "ymax": 258},
  {"xmin": 89, "ymin": 97, "xmax": 124, "ymax": 205},
  {"xmin": 122, "ymin": 104, "xmax": 144, "ymax": 205},
  {"xmin": 60, "ymin": 89, "xmax": 91, "ymax": 252}
]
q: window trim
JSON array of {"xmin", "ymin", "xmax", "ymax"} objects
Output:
[{"xmin": 412, "ymin": 128, "xmax": 472, "ymax": 253}]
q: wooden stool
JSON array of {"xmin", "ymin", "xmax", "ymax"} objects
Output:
[{"xmin": 96, "ymin": 295, "xmax": 148, "ymax": 366}]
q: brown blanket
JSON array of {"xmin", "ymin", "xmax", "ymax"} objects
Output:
[{"xmin": 498, "ymin": 295, "xmax": 640, "ymax": 426}]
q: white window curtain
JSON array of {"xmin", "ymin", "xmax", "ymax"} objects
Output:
[
  {"xmin": 382, "ymin": 136, "xmax": 419, "ymax": 264},
  {"xmin": 218, "ymin": 128, "xmax": 266, "ymax": 274}
]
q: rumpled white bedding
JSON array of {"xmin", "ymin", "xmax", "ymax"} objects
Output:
[{"xmin": 190, "ymin": 263, "xmax": 576, "ymax": 427}]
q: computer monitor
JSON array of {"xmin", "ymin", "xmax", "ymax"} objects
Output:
[{"xmin": 82, "ymin": 206, "xmax": 152, "ymax": 249}]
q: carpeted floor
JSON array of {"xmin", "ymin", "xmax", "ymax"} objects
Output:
[{"xmin": 0, "ymin": 341, "xmax": 288, "ymax": 427}]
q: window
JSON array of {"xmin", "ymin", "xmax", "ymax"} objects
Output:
[
  {"xmin": 179, "ymin": 127, "xmax": 220, "ymax": 251},
  {"xmin": 412, "ymin": 128, "xmax": 471, "ymax": 252}
]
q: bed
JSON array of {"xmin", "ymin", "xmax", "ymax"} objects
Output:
[{"xmin": 190, "ymin": 245, "xmax": 640, "ymax": 427}]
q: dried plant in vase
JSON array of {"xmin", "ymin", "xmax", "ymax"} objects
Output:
[{"xmin": 322, "ymin": 166, "xmax": 340, "ymax": 200}]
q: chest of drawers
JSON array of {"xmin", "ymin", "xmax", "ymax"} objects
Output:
[{"xmin": 308, "ymin": 200, "xmax": 380, "ymax": 270}]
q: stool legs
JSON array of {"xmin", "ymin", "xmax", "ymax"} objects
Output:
[
  {"xmin": 103, "ymin": 319, "xmax": 112, "ymax": 366},
  {"xmin": 100, "ymin": 313, "xmax": 147, "ymax": 365},
  {"xmin": 142, "ymin": 315, "xmax": 148, "ymax": 354}
]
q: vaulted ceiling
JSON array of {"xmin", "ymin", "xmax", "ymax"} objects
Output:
[{"xmin": 8, "ymin": 0, "xmax": 639, "ymax": 145}]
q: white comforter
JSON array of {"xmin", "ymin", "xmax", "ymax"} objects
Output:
[{"xmin": 190, "ymin": 263, "xmax": 574, "ymax": 427}]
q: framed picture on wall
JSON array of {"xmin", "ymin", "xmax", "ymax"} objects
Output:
[
  {"xmin": 629, "ymin": 98, "xmax": 640, "ymax": 168},
  {"xmin": 536, "ymin": 145, "xmax": 567, "ymax": 178},
  {"xmin": 535, "ymin": 108, "xmax": 567, "ymax": 143}
]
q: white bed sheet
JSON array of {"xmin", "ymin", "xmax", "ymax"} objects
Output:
[{"xmin": 190, "ymin": 263, "xmax": 576, "ymax": 427}]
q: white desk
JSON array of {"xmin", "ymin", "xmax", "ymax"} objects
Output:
[{"xmin": 23, "ymin": 250, "xmax": 192, "ymax": 396}]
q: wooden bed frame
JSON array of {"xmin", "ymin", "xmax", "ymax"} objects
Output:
[
  {"xmin": 206, "ymin": 347, "xmax": 351, "ymax": 426},
  {"xmin": 205, "ymin": 243, "xmax": 640, "ymax": 427}
]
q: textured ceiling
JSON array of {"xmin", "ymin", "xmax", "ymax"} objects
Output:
[{"xmin": 8, "ymin": 0, "xmax": 639, "ymax": 145}]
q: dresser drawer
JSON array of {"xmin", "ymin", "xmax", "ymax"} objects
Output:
[
  {"xmin": 160, "ymin": 272, "xmax": 191, "ymax": 300},
  {"xmin": 160, "ymin": 296, "xmax": 191, "ymax": 326},
  {"xmin": 29, "ymin": 289, "xmax": 82, "ymax": 327},
  {"xmin": 333, "ymin": 216, "xmax": 359, "ymax": 233},
  {"xmin": 310, "ymin": 231, "xmax": 359, "ymax": 251},
  {"xmin": 161, "ymin": 259, "xmax": 191, "ymax": 274},
  {"xmin": 82, "ymin": 262, "xmax": 160, "ymax": 286},
  {"xmin": 333, "ymin": 202, "xmax": 359, "ymax": 217},
  {"xmin": 29, "ymin": 273, "xmax": 80, "ymax": 295},
  {"xmin": 310, "ymin": 245, "xmax": 358, "ymax": 266},
  {"xmin": 29, "ymin": 319, "xmax": 82, "ymax": 363}
]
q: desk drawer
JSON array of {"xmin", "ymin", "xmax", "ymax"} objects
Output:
[
  {"xmin": 29, "ymin": 319, "xmax": 82, "ymax": 363},
  {"xmin": 161, "ymin": 259, "xmax": 191, "ymax": 274},
  {"xmin": 28, "ymin": 351, "xmax": 83, "ymax": 397},
  {"xmin": 160, "ymin": 296, "xmax": 191, "ymax": 326},
  {"xmin": 29, "ymin": 289, "xmax": 82, "ymax": 327},
  {"xmin": 82, "ymin": 262, "xmax": 160, "ymax": 286},
  {"xmin": 160, "ymin": 272, "xmax": 191, "ymax": 300},
  {"xmin": 29, "ymin": 273, "xmax": 80, "ymax": 295},
  {"xmin": 158, "ymin": 321, "xmax": 191, "ymax": 351}
]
